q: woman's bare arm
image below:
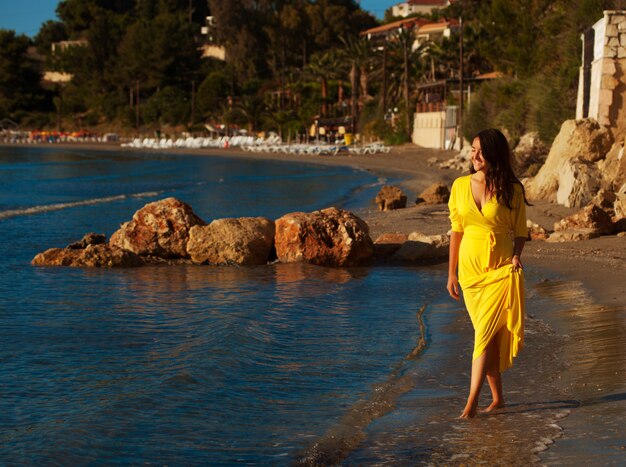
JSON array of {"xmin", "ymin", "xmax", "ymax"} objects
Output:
[{"xmin": 447, "ymin": 231, "xmax": 464, "ymax": 300}]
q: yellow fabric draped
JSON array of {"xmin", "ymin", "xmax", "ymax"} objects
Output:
[{"xmin": 449, "ymin": 175, "xmax": 528, "ymax": 373}]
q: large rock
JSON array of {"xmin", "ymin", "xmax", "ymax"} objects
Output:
[
  {"xmin": 415, "ymin": 182, "xmax": 450, "ymax": 205},
  {"xmin": 546, "ymin": 229, "xmax": 601, "ymax": 242},
  {"xmin": 375, "ymin": 186, "xmax": 407, "ymax": 211},
  {"xmin": 67, "ymin": 232, "xmax": 106, "ymax": 249},
  {"xmin": 32, "ymin": 244, "xmax": 143, "ymax": 267},
  {"xmin": 526, "ymin": 119, "xmax": 613, "ymax": 207},
  {"xmin": 186, "ymin": 217, "xmax": 275, "ymax": 265},
  {"xmin": 513, "ymin": 132, "xmax": 549, "ymax": 176},
  {"xmin": 110, "ymin": 197, "xmax": 205, "ymax": 258},
  {"xmin": 526, "ymin": 219, "xmax": 549, "ymax": 241},
  {"xmin": 553, "ymin": 203, "xmax": 614, "ymax": 236},
  {"xmin": 274, "ymin": 207, "xmax": 373, "ymax": 267},
  {"xmin": 597, "ymin": 140, "xmax": 626, "ymax": 191},
  {"xmin": 555, "ymin": 162, "xmax": 602, "ymax": 208},
  {"xmin": 393, "ymin": 232, "xmax": 450, "ymax": 261},
  {"xmin": 373, "ymin": 232, "xmax": 409, "ymax": 257}
]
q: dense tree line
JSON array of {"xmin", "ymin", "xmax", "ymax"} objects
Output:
[{"xmin": 0, "ymin": 0, "xmax": 622, "ymax": 143}]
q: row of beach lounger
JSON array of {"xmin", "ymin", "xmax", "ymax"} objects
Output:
[{"xmin": 120, "ymin": 136, "xmax": 391, "ymax": 155}]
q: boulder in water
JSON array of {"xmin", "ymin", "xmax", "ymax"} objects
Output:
[
  {"xmin": 187, "ymin": 217, "xmax": 275, "ymax": 265},
  {"xmin": 110, "ymin": 197, "xmax": 205, "ymax": 259},
  {"xmin": 274, "ymin": 207, "xmax": 373, "ymax": 267}
]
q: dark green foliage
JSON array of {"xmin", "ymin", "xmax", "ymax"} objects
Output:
[
  {"xmin": 1, "ymin": 0, "xmax": 623, "ymax": 137},
  {"xmin": 462, "ymin": 0, "xmax": 619, "ymax": 143},
  {"xmin": 0, "ymin": 30, "xmax": 48, "ymax": 121}
]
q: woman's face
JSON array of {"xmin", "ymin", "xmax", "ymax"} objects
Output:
[{"xmin": 471, "ymin": 137, "xmax": 487, "ymax": 173}]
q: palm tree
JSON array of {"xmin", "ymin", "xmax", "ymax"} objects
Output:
[
  {"xmin": 384, "ymin": 29, "xmax": 431, "ymax": 139},
  {"xmin": 339, "ymin": 36, "xmax": 379, "ymax": 133},
  {"xmin": 304, "ymin": 50, "xmax": 340, "ymax": 118},
  {"xmin": 235, "ymin": 95, "xmax": 267, "ymax": 132}
]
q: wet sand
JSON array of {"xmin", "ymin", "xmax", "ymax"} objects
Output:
[{"xmin": 4, "ymin": 141, "xmax": 626, "ymax": 463}]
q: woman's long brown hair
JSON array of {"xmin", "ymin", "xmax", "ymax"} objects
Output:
[{"xmin": 471, "ymin": 128, "xmax": 531, "ymax": 209}]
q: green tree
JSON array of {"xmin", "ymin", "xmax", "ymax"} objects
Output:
[{"xmin": 0, "ymin": 30, "xmax": 46, "ymax": 121}]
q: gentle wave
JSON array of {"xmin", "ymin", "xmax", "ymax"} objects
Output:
[
  {"xmin": 0, "ymin": 191, "xmax": 163, "ymax": 220},
  {"xmin": 295, "ymin": 304, "xmax": 429, "ymax": 465}
]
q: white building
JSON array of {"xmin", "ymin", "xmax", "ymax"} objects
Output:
[
  {"xmin": 391, "ymin": 0, "xmax": 451, "ymax": 18},
  {"xmin": 576, "ymin": 10, "xmax": 626, "ymax": 139}
]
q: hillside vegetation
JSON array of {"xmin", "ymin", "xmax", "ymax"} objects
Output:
[{"xmin": 0, "ymin": 0, "xmax": 620, "ymax": 143}]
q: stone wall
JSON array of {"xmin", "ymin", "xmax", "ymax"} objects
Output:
[{"xmin": 577, "ymin": 11, "xmax": 626, "ymax": 140}]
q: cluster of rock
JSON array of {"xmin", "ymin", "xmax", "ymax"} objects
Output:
[
  {"xmin": 439, "ymin": 144, "xmax": 471, "ymax": 171},
  {"xmin": 32, "ymin": 198, "xmax": 376, "ymax": 268},
  {"xmin": 375, "ymin": 183, "xmax": 450, "ymax": 211},
  {"xmin": 525, "ymin": 119, "xmax": 619, "ymax": 208}
]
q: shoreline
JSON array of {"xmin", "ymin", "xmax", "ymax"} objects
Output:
[{"xmin": 3, "ymin": 141, "xmax": 625, "ymax": 462}]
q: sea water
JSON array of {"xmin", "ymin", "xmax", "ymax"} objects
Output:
[
  {"xmin": 0, "ymin": 146, "xmax": 579, "ymax": 464},
  {"xmin": 0, "ymin": 146, "xmax": 458, "ymax": 464}
]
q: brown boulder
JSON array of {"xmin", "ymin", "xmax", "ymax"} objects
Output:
[
  {"xmin": 373, "ymin": 233, "xmax": 409, "ymax": 257},
  {"xmin": 393, "ymin": 232, "xmax": 450, "ymax": 261},
  {"xmin": 553, "ymin": 203, "xmax": 614, "ymax": 236},
  {"xmin": 597, "ymin": 140, "xmax": 626, "ymax": 191},
  {"xmin": 274, "ymin": 207, "xmax": 373, "ymax": 267},
  {"xmin": 187, "ymin": 217, "xmax": 275, "ymax": 265},
  {"xmin": 526, "ymin": 220, "xmax": 549, "ymax": 241},
  {"xmin": 546, "ymin": 229, "xmax": 601, "ymax": 242},
  {"xmin": 526, "ymin": 119, "xmax": 613, "ymax": 207},
  {"xmin": 415, "ymin": 183, "xmax": 450, "ymax": 205},
  {"xmin": 110, "ymin": 197, "xmax": 205, "ymax": 258},
  {"xmin": 67, "ymin": 232, "xmax": 106, "ymax": 249},
  {"xmin": 513, "ymin": 132, "xmax": 549, "ymax": 176},
  {"xmin": 375, "ymin": 185, "xmax": 407, "ymax": 211},
  {"xmin": 32, "ymin": 244, "xmax": 143, "ymax": 267}
]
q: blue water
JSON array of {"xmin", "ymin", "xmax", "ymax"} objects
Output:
[{"xmin": 0, "ymin": 146, "xmax": 455, "ymax": 464}]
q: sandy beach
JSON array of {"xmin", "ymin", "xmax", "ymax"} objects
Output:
[{"xmin": 4, "ymin": 141, "xmax": 625, "ymax": 463}]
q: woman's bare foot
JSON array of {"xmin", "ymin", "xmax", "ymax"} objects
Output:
[
  {"xmin": 459, "ymin": 401, "xmax": 478, "ymax": 418},
  {"xmin": 480, "ymin": 401, "xmax": 505, "ymax": 413}
]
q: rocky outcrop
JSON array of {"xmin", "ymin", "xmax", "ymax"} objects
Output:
[
  {"xmin": 274, "ymin": 207, "xmax": 373, "ymax": 267},
  {"xmin": 415, "ymin": 182, "xmax": 450, "ymax": 205},
  {"xmin": 67, "ymin": 232, "xmax": 106, "ymax": 249},
  {"xmin": 551, "ymin": 203, "xmax": 614, "ymax": 242},
  {"xmin": 110, "ymin": 197, "xmax": 205, "ymax": 258},
  {"xmin": 526, "ymin": 220, "xmax": 549, "ymax": 241},
  {"xmin": 375, "ymin": 186, "xmax": 407, "ymax": 211},
  {"xmin": 373, "ymin": 233, "xmax": 409, "ymax": 257},
  {"xmin": 526, "ymin": 119, "xmax": 613, "ymax": 207},
  {"xmin": 547, "ymin": 229, "xmax": 601, "ymax": 242},
  {"xmin": 32, "ymin": 243, "xmax": 143, "ymax": 267},
  {"xmin": 513, "ymin": 132, "xmax": 549, "ymax": 176},
  {"xmin": 439, "ymin": 144, "xmax": 471, "ymax": 171},
  {"xmin": 186, "ymin": 217, "xmax": 275, "ymax": 265},
  {"xmin": 597, "ymin": 140, "xmax": 626, "ymax": 192},
  {"xmin": 393, "ymin": 232, "xmax": 450, "ymax": 262}
]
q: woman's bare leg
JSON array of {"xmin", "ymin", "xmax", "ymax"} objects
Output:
[
  {"xmin": 459, "ymin": 334, "xmax": 501, "ymax": 418},
  {"xmin": 483, "ymin": 330, "xmax": 505, "ymax": 412},
  {"xmin": 459, "ymin": 350, "xmax": 487, "ymax": 418}
]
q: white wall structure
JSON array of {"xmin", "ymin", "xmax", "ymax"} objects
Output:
[
  {"xmin": 391, "ymin": 0, "xmax": 450, "ymax": 18},
  {"xmin": 576, "ymin": 11, "xmax": 626, "ymax": 139}
]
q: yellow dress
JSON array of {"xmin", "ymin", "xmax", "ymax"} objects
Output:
[{"xmin": 448, "ymin": 175, "xmax": 528, "ymax": 372}]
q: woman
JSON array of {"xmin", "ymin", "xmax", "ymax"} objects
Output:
[{"xmin": 447, "ymin": 128, "xmax": 529, "ymax": 419}]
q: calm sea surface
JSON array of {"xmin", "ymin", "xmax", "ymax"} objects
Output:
[{"xmin": 0, "ymin": 146, "xmax": 460, "ymax": 464}]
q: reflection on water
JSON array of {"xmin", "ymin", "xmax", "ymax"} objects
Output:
[
  {"xmin": 533, "ymin": 279, "xmax": 626, "ymax": 465},
  {"xmin": 0, "ymin": 262, "xmax": 447, "ymax": 464}
]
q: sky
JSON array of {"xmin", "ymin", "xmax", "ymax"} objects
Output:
[{"xmin": 0, "ymin": 0, "xmax": 398, "ymax": 37}]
